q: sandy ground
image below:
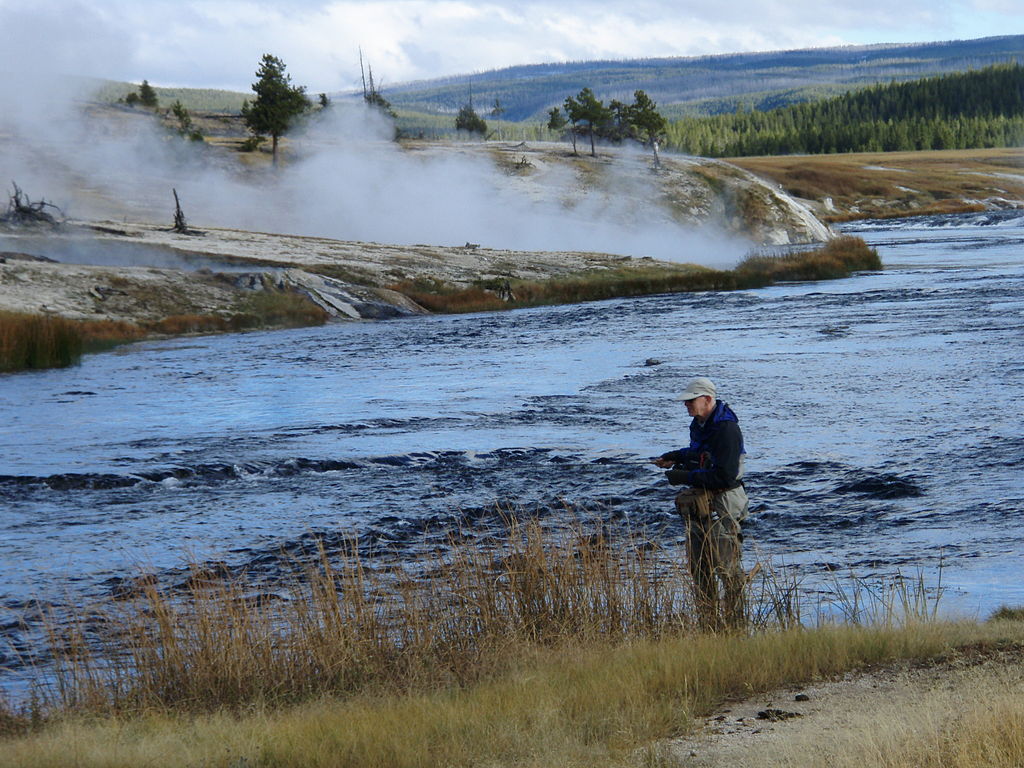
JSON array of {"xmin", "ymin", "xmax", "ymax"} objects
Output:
[{"xmin": 665, "ymin": 640, "xmax": 1024, "ymax": 767}]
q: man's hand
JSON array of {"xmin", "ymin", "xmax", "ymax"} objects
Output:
[{"xmin": 652, "ymin": 457, "xmax": 674, "ymax": 469}]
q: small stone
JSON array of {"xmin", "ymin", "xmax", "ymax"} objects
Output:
[
  {"xmin": 644, "ymin": 358, "xmax": 663, "ymax": 366},
  {"xmin": 795, "ymin": 693, "xmax": 810, "ymax": 702},
  {"xmin": 757, "ymin": 708, "xmax": 802, "ymax": 722}
]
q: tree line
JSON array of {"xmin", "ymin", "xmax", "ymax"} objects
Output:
[
  {"xmin": 546, "ymin": 88, "xmax": 667, "ymax": 161},
  {"xmin": 664, "ymin": 62, "xmax": 1024, "ymax": 156}
]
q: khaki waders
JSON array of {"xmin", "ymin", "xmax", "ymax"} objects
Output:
[{"xmin": 675, "ymin": 485, "xmax": 748, "ymax": 631}]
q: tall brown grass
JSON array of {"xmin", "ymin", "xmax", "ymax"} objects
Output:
[
  {"xmin": 391, "ymin": 236, "xmax": 881, "ymax": 314},
  {"xmin": 735, "ymin": 235, "xmax": 882, "ymax": 282},
  {"xmin": 2, "ymin": 517, "xmax": 1018, "ymax": 768},
  {"xmin": 0, "ymin": 292, "xmax": 328, "ymax": 372},
  {"xmin": 3, "ymin": 603, "xmax": 1007, "ymax": 768},
  {"xmin": 0, "ymin": 312, "xmax": 83, "ymax": 371},
  {"xmin": 18, "ymin": 517, "xmax": 941, "ymax": 724},
  {"xmin": 33, "ymin": 521, "xmax": 700, "ymax": 716}
]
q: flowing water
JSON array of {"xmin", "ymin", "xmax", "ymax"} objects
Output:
[{"xmin": 2, "ymin": 211, "xmax": 1023, "ymax": 694}]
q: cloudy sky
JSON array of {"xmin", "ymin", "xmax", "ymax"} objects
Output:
[{"xmin": 1, "ymin": 0, "xmax": 1022, "ymax": 93}]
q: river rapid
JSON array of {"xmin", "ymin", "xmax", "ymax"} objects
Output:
[{"xmin": 1, "ymin": 211, "xmax": 1023, "ymax": 692}]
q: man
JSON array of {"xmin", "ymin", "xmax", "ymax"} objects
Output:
[{"xmin": 652, "ymin": 377, "xmax": 749, "ymax": 630}]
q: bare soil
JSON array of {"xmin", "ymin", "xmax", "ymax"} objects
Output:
[{"xmin": 666, "ymin": 640, "xmax": 1024, "ymax": 767}]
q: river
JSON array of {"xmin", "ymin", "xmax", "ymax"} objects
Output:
[{"xmin": 1, "ymin": 210, "xmax": 1023, "ymax": 692}]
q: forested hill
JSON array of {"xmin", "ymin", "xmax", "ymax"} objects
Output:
[
  {"xmin": 665, "ymin": 62, "xmax": 1024, "ymax": 156},
  {"xmin": 378, "ymin": 34, "xmax": 1024, "ymax": 121}
]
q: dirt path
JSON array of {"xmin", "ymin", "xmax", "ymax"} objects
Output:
[{"xmin": 665, "ymin": 640, "xmax": 1024, "ymax": 767}]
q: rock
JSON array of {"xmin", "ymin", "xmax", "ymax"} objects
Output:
[
  {"xmin": 276, "ymin": 268, "xmax": 426, "ymax": 320},
  {"xmin": 756, "ymin": 708, "xmax": 802, "ymax": 721},
  {"xmin": 795, "ymin": 693, "xmax": 811, "ymax": 702},
  {"xmin": 644, "ymin": 358, "xmax": 663, "ymax": 366}
]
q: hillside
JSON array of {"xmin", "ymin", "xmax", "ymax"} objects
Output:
[
  {"xmin": 373, "ymin": 34, "xmax": 1024, "ymax": 121},
  {"xmin": 91, "ymin": 35, "xmax": 1024, "ymax": 127},
  {"xmin": 666, "ymin": 62, "xmax": 1024, "ymax": 156}
]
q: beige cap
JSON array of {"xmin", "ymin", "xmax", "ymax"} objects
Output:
[{"xmin": 677, "ymin": 377, "xmax": 716, "ymax": 401}]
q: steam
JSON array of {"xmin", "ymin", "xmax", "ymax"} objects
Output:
[{"xmin": 0, "ymin": 47, "xmax": 748, "ymax": 269}]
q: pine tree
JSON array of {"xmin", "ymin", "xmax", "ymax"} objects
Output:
[
  {"xmin": 455, "ymin": 104, "xmax": 487, "ymax": 136},
  {"xmin": 564, "ymin": 87, "xmax": 611, "ymax": 157},
  {"xmin": 138, "ymin": 80, "xmax": 158, "ymax": 108},
  {"xmin": 629, "ymin": 90, "xmax": 667, "ymax": 165},
  {"xmin": 241, "ymin": 54, "xmax": 311, "ymax": 165}
]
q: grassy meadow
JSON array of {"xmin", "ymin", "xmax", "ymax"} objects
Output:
[
  {"xmin": 0, "ymin": 517, "xmax": 1021, "ymax": 767},
  {"xmin": 731, "ymin": 147, "xmax": 1024, "ymax": 221}
]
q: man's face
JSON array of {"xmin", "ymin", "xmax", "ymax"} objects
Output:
[{"xmin": 685, "ymin": 395, "xmax": 715, "ymax": 420}]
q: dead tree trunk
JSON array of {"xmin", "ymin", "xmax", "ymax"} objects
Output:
[
  {"xmin": 170, "ymin": 189, "xmax": 203, "ymax": 235},
  {"xmin": 172, "ymin": 188, "xmax": 188, "ymax": 233}
]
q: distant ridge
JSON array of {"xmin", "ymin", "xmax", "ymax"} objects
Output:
[{"xmin": 371, "ymin": 34, "xmax": 1024, "ymax": 121}]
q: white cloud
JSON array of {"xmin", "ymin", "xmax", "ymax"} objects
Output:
[{"xmin": 2, "ymin": 0, "xmax": 1019, "ymax": 92}]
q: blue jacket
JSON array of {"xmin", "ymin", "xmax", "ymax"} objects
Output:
[{"xmin": 661, "ymin": 400, "xmax": 745, "ymax": 490}]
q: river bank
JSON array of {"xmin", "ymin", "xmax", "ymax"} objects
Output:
[
  {"xmin": 0, "ymin": 224, "xmax": 878, "ymax": 371},
  {"xmin": 3, "ymin": 613, "xmax": 1023, "ymax": 768}
]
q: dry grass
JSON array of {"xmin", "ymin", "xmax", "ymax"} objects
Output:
[
  {"xmin": 735, "ymin": 235, "xmax": 881, "ymax": 282},
  {"xmin": 0, "ymin": 314, "xmax": 149, "ymax": 366},
  {"xmin": 0, "ymin": 311, "xmax": 84, "ymax": 371},
  {"xmin": 0, "ymin": 291, "xmax": 327, "ymax": 371},
  {"xmin": 731, "ymin": 147, "xmax": 1024, "ymax": 220},
  {"xmin": 146, "ymin": 291, "xmax": 328, "ymax": 336},
  {"xmin": 25, "ymin": 522, "xmax": 705, "ymax": 716},
  {"xmin": 391, "ymin": 236, "xmax": 880, "ymax": 314},
  {"xmin": 3, "ymin": 520, "xmax": 1009, "ymax": 768},
  {"xmin": 4, "ymin": 623, "xmax": 1016, "ymax": 768}
]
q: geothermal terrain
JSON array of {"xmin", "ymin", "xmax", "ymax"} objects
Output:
[{"xmin": 1, "ymin": 102, "xmax": 831, "ymax": 326}]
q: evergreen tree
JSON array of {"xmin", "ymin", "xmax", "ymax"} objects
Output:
[
  {"xmin": 138, "ymin": 80, "xmax": 158, "ymax": 108},
  {"xmin": 455, "ymin": 104, "xmax": 487, "ymax": 136},
  {"xmin": 663, "ymin": 62, "xmax": 1024, "ymax": 157},
  {"xmin": 241, "ymin": 54, "xmax": 311, "ymax": 165},
  {"xmin": 547, "ymin": 107, "xmax": 567, "ymax": 132},
  {"xmin": 565, "ymin": 87, "xmax": 611, "ymax": 157},
  {"xmin": 629, "ymin": 90, "xmax": 667, "ymax": 165},
  {"xmin": 171, "ymin": 100, "xmax": 203, "ymax": 142},
  {"xmin": 561, "ymin": 95, "xmax": 581, "ymax": 154}
]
